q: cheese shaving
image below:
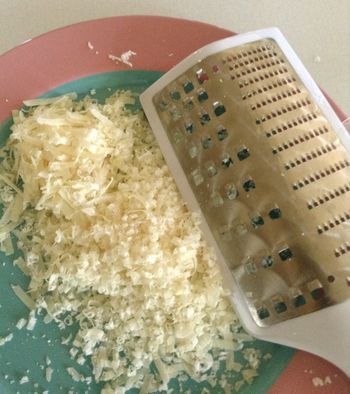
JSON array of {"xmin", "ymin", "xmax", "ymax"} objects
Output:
[{"xmin": 0, "ymin": 91, "xmax": 259, "ymax": 391}]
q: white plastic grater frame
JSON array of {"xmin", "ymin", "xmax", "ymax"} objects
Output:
[{"xmin": 140, "ymin": 28, "xmax": 350, "ymax": 376}]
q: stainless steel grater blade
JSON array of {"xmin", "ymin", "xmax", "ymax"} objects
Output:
[{"xmin": 140, "ymin": 28, "xmax": 350, "ymax": 375}]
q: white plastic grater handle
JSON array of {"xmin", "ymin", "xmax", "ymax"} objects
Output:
[{"xmin": 232, "ymin": 288, "xmax": 350, "ymax": 376}]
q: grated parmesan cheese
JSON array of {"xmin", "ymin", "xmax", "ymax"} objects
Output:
[{"xmin": 0, "ymin": 91, "xmax": 259, "ymax": 391}]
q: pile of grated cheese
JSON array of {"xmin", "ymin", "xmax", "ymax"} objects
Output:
[{"xmin": 0, "ymin": 92, "xmax": 260, "ymax": 392}]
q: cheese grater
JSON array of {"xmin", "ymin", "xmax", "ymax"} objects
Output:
[{"xmin": 140, "ymin": 28, "xmax": 350, "ymax": 375}]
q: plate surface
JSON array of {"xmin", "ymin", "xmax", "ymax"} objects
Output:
[{"xmin": 0, "ymin": 16, "xmax": 349, "ymax": 393}]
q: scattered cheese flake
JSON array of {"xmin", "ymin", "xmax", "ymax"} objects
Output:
[
  {"xmin": 26, "ymin": 310, "xmax": 37, "ymax": 330},
  {"xmin": 46, "ymin": 367, "xmax": 53, "ymax": 382},
  {"xmin": 312, "ymin": 375, "xmax": 332, "ymax": 386},
  {"xmin": 108, "ymin": 50, "xmax": 136, "ymax": 67},
  {"xmin": 66, "ymin": 367, "xmax": 84, "ymax": 382},
  {"xmin": 16, "ymin": 318, "xmax": 27, "ymax": 330},
  {"xmin": 0, "ymin": 333, "xmax": 13, "ymax": 346},
  {"xmin": 69, "ymin": 347, "xmax": 79, "ymax": 358},
  {"xmin": 19, "ymin": 376, "xmax": 29, "ymax": 384},
  {"xmin": 61, "ymin": 334, "xmax": 72, "ymax": 345},
  {"xmin": 77, "ymin": 355, "xmax": 86, "ymax": 365},
  {"xmin": 87, "ymin": 41, "xmax": 94, "ymax": 50}
]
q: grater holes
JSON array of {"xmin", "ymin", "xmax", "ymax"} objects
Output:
[
  {"xmin": 243, "ymin": 178, "xmax": 256, "ymax": 192},
  {"xmin": 184, "ymin": 120, "xmax": 195, "ymax": 134},
  {"xmin": 266, "ymin": 112, "xmax": 319, "ymax": 138},
  {"xmin": 334, "ymin": 242, "xmax": 350, "ymax": 257},
  {"xmin": 307, "ymin": 279, "xmax": 325, "ymax": 301},
  {"xmin": 188, "ymin": 145, "xmax": 199, "ymax": 158},
  {"xmin": 272, "ymin": 296, "xmax": 287, "ymax": 314},
  {"xmin": 278, "ymin": 247, "xmax": 293, "ymax": 261},
  {"xmin": 206, "ymin": 161, "xmax": 218, "ymax": 177},
  {"xmin": 235, "ymin": 222, "xmax": 248, "ymax": 235},
  {"xmin": 285, "ymin": 143, "xmax": 337, "ymax": 170},
  {"xmin": 251, "ymin": 215, "xmax": 264, "ymax": 228},
  {"xmin": 183, "ymin": 97, "xmax": 194, "ymax": 111},
  {"xmin": 199, "ymin": 109, "xmax": 211, "ymax": 125},
  {"xmin": 251, "ymin": 87, "xmax": 301, "ymax": 110},
  {"xmin": 201, "ymin": 136, "xmax": 213, "ymax": 149},
  {"xmin": 261, "ymin": 255, "xmax": 274, "ymax": 268},
  {"xmin": 269, "ymin": 207, "xmax": 281, "ymax": 219},
  {"xmin": 225, "ymin": 183, "xmax": 239, "ymax": 200},
  {"xmin": 292, "ymin": 292, "xmax": 306, "ymax": 308},
  {"xmin": 170, "ymin": 90, "xmax": 181, "ymax": 101},
  {"xmin": 158, "ymin": 99, "xmax": 168, "ymax": 111},
  {"xmin": 327, "ymin": 275, "xmax": 335, "ymax": 283},
  {"xmin": 183, "ymin": 81, "xmax": 194, "ymax": 93},
  {"xmin": 211, "ymin": 192, "xmax": 224, "ymax": 208},
  {"xmin": 307, "ymin": 181, "xmax": 350, "ymax": 209},
  {"xmin": 196, "ymin": 68, "xmax": 209, "ymax": 84},
  {"xmin": 197, "ymin": 88, "xmax": 208, "ymax": 102},
  {"xmin": 242, "ymin": 77, "xmax": 297, "ymax": 100},
  {"xmin": 347, "ymin": 277, "xmax": 350, "ymax": 286},
  {"xmin": 217, "ymin": 125, "xmax": 228, "ymax": 141},
  {"xmin": 191, "ymin": 169, "xmax": 204, "ymax": 186},
  {"xmin": 244, "ymin": 258, "xmax": 258, "ymax": 274},
  {"xmin": 257, "ymin": 305, "xmax": 270, "ymax": 320},
  {"xmin": 221, "ymin": 155, "xmax": 233, "ymax": 168},
  {"xmin": 169, "ymin": 105, "xmax": 182, "ymax": 121},
  {"xmin": 292, "ymin": 160, "xmax": 350, "ymax": 190},
  {"xmin": 237, "ymin": 146, "xmax": 250, "ymax": 161},
  {"xmin": 213, "ymin": 101, "xmax": 226, "ymax": 116},
  {"xmin": 212, "ymin": 64, "xmax": 220, "ymax": 73},
  {"xmin": 272, "ymin": 126, "xmax": 329, "ymax": 153},
  {"xmin": 172, "ymin": 128, "xmax": 183, "ymax": 144},
  {"xmin": 258, "ymin": 99, "xmax": 312, "ymax": 123},
  {"xmin": 317, "ymin": 210, "xmax": 350, "ymax": 234}
]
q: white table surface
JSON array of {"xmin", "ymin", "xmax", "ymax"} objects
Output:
[{"xmin": 1, "ymin": 0, "xmax": 349, "ymax": 113}]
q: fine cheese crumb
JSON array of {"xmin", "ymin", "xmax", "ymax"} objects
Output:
[{"xmin": 87, "ymin": 41, "xmax": 94, "ymax": 50}]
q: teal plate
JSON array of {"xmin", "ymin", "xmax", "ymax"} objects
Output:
[{"xmin": 0, "ymin": 70, "xmax": 295, "ymax": 393}]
